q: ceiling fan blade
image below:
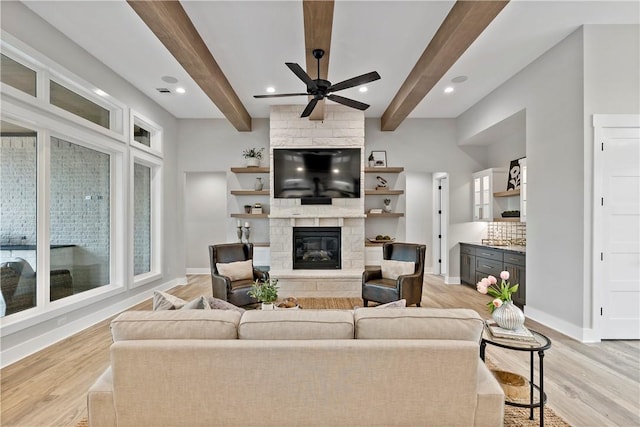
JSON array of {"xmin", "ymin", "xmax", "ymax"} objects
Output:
[
  {"xmin": 286, "ymin": 62, "xmax": 318, "ymax": 91},
  {"xmin": 327, "ymin": 94, "xmax": 369, "ymax": 111},
  {"xmin": 254, "ymin": 93, "xmax": 309, "ymax": 98},
  {"xmin": 300, "ymin": 98, "xmax": 319, "ymax": 117},
  {"xmin": 328, "ymin": 71, "xmax": 381, "ymax": 93}
]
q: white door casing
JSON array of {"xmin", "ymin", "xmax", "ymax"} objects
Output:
[{"xmin": 593, "ymin": 115, "xmax": 640, "ymax": 339}]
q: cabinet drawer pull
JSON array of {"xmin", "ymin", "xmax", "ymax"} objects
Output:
[
  {"xmin": 482, "ymin": 265, "xmax": 494, "ymax": 269},
  {"xmin": 480, "ymin": 252, "xmax": 492, "ymax": 256}
]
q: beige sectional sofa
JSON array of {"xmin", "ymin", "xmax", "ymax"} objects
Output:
[{"xmin": 88, "ymin": 307, "xmax": 504, "ymax": 427}]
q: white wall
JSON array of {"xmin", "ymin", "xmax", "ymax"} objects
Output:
[
  {"xmin": 456, "ymin": 25, "xmax": 640, "ymax": 340},
  {"xmin": 184, "ymin": 172, "xmax": 227, "ymax": 272}
]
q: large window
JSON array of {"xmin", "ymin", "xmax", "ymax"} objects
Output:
[
  {"xmin": 0, "ymin": 121, "xmax": 37, "ymax": 317},
  {"xmin": 49, "ymin": 137, "xmax": 111, "ymax": 295},
  {"xmin": 133, "ymin": 163, "xmax": 151, "ymax": 275}
]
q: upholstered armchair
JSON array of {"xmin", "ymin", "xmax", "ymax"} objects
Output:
[
  {"xmin": 208, "ymin": 243, "xmax": 269, "ymax": 307},
  {"xmin": 0, "ymin": 258, "xmax": 73, "ymax": 316},
  {"xmin": 362, "ymin": 242, "xmax": 426, "ymax": 307}
]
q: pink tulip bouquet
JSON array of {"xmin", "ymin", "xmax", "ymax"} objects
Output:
[{"xmin": 476, "ymin": 271, "xmax": 519, "ymax": 313}]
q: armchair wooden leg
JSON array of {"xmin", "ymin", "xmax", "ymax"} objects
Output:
[
  {"xmin": 416, "ymin": 302, "xmax": 421, "ymax": 307},
  {"xmin": 363, "ymin": 299, "xmax": 368, "ymax": 307}
]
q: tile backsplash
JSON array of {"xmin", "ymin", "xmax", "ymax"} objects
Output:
[{"xmin": 487, "ymin": 221, "xmax": 526, "ymax": 245}]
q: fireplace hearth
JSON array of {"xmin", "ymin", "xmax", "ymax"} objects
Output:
[{"xmin": 293, "ymin": 227, "xmax": 341, "ymax": 270}]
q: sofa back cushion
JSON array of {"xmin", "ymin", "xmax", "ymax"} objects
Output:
[
  {"xmin": 238, "ymin": 309, "xmax": 354, "ymax": 339},
  {"xmin": 354, "ymin": 308, "xmax": 484, "ymax": 341},
  {"xmin": 110, "ymin": 339, "xmax": 481, "ymax": 427},
  {"xmin": 110, "ymin": 310, "xmax": 241, "ymax": 341}
]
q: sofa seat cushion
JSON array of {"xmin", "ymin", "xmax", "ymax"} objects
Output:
[
  {"xmin": 239, "ymin": 309, "xmax": 354, "ymax": 339},
  {"xmin": 354, "ymin": 308, "xmax": 484, "ymax": 341},
  {"xmin": 111, "ymin": 310, "xmax": 241, "ymax": 341}
]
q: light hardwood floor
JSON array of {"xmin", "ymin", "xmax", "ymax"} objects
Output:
[{"xmin": 1, "ymin": 275, "xmax": 638, "ymax": 427}]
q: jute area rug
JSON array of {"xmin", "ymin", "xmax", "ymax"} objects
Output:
[{"xmin": 77, "ymin": 297, "xmax": 570, "ymax": 427}]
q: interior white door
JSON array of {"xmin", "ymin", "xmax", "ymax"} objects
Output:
[{"xmin": 601, "ymin": 129, "xmax": 640, "ymax": 339}]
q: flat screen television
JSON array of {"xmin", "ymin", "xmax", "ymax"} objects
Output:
[{"xmin": 273, "ymin": 148, "xmax": 361, "ymax": 200}]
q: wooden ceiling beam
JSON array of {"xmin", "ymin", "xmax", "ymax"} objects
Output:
[
  {"xmin": 127, "ymin": 0, "xmax": 252, "ymax": 131},
  {"xmin": 303, "ymin": 0, "xmax": 334, "ymax": 120},
  {"xmin": 381, "ymin": 0, "xmax": 509, "ymax": 131}
]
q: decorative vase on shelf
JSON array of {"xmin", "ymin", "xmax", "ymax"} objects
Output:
[
  {"xmin": 383, "ymin": 199, "xmax": 392, "ymax": 213},
  {"xmin": 254, "ymin": 177, "xmax": 263, "ymax": 191},
  {"xmin": 492, "ymin": 300, "xmax": 525, "ymax": 330},
  {"xmin": 236, "ymin": 226, "xmax": 242, "ymax": 242},
  {"xmin": 245, "ymin": 157, "xmax": 259, "ymax": 167}
]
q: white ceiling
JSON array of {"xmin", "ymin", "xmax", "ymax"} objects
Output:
[{"xmin": 22, "ymin": 0, "xmax": 640, "ymax": 121}]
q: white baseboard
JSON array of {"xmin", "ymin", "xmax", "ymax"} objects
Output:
[
  {"xmin": 525, "ymin": 305, "xmax": 598, "ymax": 343},
  {"xmin": 445, "ymin": 276, "xmax": 461, "ymax": 285},
  {"xmin": 186, "ymin": 268, "xmax": 210, "ymax": 275},
  {"xmin": 0, "ymin": 277, "xmax": 186, "ymax": 368}
]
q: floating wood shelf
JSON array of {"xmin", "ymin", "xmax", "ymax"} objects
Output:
[
  {"xmin": 230, "ymin": 167, "xmax": 269, "ymax": 173},
  {"xmin": 366, "ymin": 212, "xmax": 404, "ymax": 218},
  {"xmin": 365, "ymin": 167, "xmax": 404, "ymax": 173},
  {"xmin": 230, "ymin": 213, "xmax": 269, "ymax": 218},
  {"xmin": 493, "ymin": 189, "xmax": 520, "ymax": 197},
  {"xmin": 230, "ymin": 190, "xmax": 270, "ymax": 196},
  {"xmin": 364, "ymin": 189, "xmax": 404, "ymax": 195}
]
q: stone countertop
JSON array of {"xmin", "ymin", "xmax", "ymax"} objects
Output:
[
  {"xmin": 461, "ymin": 242, "xmax": 526, "ymax": 255},
  {"xmin": 0, "ymin": 244, "xmax": 76, "ymax": 250}
]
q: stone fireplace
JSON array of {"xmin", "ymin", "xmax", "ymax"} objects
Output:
[{"xmin": 268, "ymin": 105, "xmax": 365, "ymax": 297}]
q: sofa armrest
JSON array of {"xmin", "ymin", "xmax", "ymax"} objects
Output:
[
  {"xmin": 474, "ymin": 361, "xmax": 504, "ymax": 427},
  {"xmin": 87, "ymin": 367, "xmax": 117, "ymax": 427},
  {"xmin": 210, "ymin": 273, "xmax": 230, "ymax": 300}
]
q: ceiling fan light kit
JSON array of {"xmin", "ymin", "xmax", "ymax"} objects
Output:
[{"xmin": 254, "ymin": 48, "xmax": 380, "ymax": 118}]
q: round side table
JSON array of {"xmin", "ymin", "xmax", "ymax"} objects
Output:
[{"xmin": 480, "ymin": 329, "xmax": 552, "ymax": 427}]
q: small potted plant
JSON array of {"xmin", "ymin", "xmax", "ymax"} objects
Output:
[
  {"xmin": 248, "ymin": 278, "xmax": 279, "ymax": 310},
  {"xmin": 242, "ymin": 147, "xmax": 264, "ymax": 167}
]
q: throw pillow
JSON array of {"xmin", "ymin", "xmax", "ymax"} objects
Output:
[
  {"xmin": 152, "ymin": 291, "xmax": 186, "ymax": 310},
  {"xmin": 380, "ymin": 259, "xmax": 415, "ymax": 280},
  {"xmin": 375, "ymin": 299, "xmax": 407, "ymax": 309},
  {"xmin": 216, "ymin": 259, "xmax": 253, "ymax": 281},
  {"xmin": 180, "ymin": 296, "xmax": 211, "ymax": 310},
  {"xmin": 205, "ymin": 296, "xmax": 246, "ymax": 313}
]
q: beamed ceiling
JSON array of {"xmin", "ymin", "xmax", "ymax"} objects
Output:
[{"xmin": 21, "ymin": 0, "xmax": 640, "ymax": 132}]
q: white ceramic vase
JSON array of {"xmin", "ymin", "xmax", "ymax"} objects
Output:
[
  {"xmin": 261, "ymin": 302, "xmax": 274, "ymax": 310},
  {"xmin": 492, "ymin": 300, "xmax": 525, "ymax": 330},
  {"xmin": 245, "ymin": 157, "xmax": 260, "ymax": 167}
]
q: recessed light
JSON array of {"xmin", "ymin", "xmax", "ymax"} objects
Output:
[
  {"xmin": 451, "ymin": 75, "xmax": 468, "ymax": 83},
  {"xmin": 444, "ymin": 86, "xmax": 454, "ymax": 94},
  {"xmin": 94, "ymin": 89, "xmax": 108, "ymax": 97},
  {"xmin": 176, "ymin": 87, "xmax": 186, "ymax": 94},
  {"xmin": 359, "ymin": 87, "xmax": 368, "ymax": 93},
  {"xmin": 161, "ymin": 75, "xmax": 178, "ymax": 84},
  {"xmin": 266, "ymin": 87, "xmax": 276, "ymax": 93}
]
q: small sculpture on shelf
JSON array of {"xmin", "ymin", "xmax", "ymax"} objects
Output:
[
  {"xmin": 383, "ymin": 198, "xmax": 392, "ymax": 213},
  {"xmin": 376, "ymin": 176, "xmax": 388, "ymax": 190}
]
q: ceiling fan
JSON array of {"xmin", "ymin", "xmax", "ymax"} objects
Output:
[{"xmin": 254, "ymin": 49, "xmax": 381, "ymax": 118}]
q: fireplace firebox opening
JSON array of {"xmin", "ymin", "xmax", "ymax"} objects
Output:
[{"xmin": 292, "ymin": 227, "xmax": 341, "ymax": 270}]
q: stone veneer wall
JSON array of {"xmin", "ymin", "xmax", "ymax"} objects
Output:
[{"xmin": 269, "ymin": 105, "xmax": 365, "ymax": 272}]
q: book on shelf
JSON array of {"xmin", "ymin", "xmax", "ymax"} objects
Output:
[{"xmin": 484, "ymin": 320, "xmax": 537, "ymax": 343}]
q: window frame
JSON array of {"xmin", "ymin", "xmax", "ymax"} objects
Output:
[
  {"xmin": 130, "ymin": 149, "xmax": 163, "ymax": 288},
  {"xmin": 130, "ymin": 110, "xmax": 163, "ymax": 158}
]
